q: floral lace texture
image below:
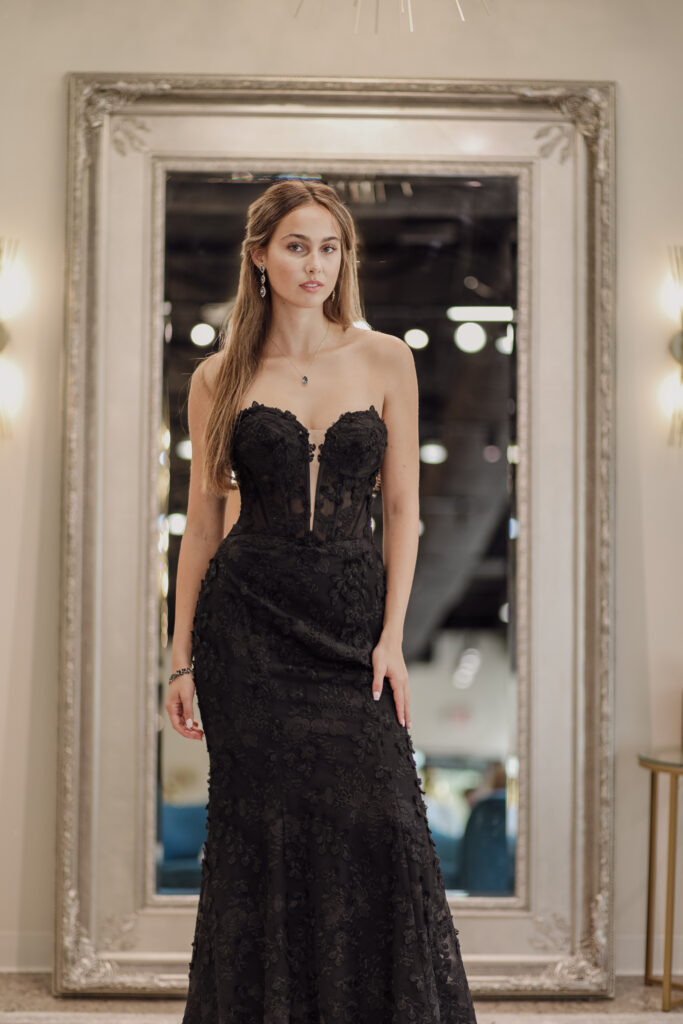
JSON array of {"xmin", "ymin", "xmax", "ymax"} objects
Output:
[{"xmin": 183, "ymin": 404, "xmax": 477, "ymax": 1023}]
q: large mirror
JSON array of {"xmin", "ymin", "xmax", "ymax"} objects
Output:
[
  {"xmin": 56, "ymin": 75, "xmax": 615, "ymax": 997},
  {"xmin": 158, "ymin": 171, "xmax": 519, "ymax": 900}
]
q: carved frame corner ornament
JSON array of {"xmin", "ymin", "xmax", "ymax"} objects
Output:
[{"xmin": 58, "ymin": 73, "xmax": 616, "ymax": 997}]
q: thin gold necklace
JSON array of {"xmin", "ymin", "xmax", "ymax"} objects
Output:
[{"xmin": 267, "ymin": 321, "xmax": 331, "ymax": 386}]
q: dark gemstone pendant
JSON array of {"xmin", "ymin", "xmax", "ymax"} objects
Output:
[{"xmin": 302, "ymin": 375, "xmax": 308, "ymax": 385}]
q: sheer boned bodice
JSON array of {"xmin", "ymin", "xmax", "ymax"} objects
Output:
[{"xmin": 229, "ymin": 401, "xmax": 387, "ymax": 544}]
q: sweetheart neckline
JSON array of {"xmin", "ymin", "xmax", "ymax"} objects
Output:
[{"xmin": 238, "ymin": 399, "xmax": 386, "ymax": 444}]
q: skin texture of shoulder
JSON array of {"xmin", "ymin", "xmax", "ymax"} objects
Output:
[
  {"xmin": 194, "ymin": 350, "xmax": 222, "ymax": 399},
  {"xmin": 358, "ymin": 329, "xmax": 416, "ymax": 409}
]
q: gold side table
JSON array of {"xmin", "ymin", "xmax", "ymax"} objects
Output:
[{"xmin": 638, "ymin": 749, "xmax": 683, "ymax": 1011}]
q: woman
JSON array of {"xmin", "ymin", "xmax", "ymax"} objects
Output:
[{"xmin": 166, "ymin": 179, "xmax": 477, "ymax": 1023}]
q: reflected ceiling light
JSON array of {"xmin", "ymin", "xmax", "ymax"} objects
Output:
[
  {"xmin": 418, "ymin": 518, "xmax": 425, "ymax": 536},
  {"xmin": 168, "ymin": 512, "xmax": 187, "ymax": 536},
  {"xmin": 498, "ymin": 602, "xmax": 510, "ymax": 623},
  {"xmin": 453, "ymin": 669, "xmax": 474, "ymax": 690},
  {"xmin": 419, "ymin": 441, "xmax": 448, "ymax": 465},
  {"xmin": 506, "ymin": 755, "xmax": 519, "ymax": 779},
  {"xmin": 464, "ymin": 275, "xmax": 479, "ymax": 290},
  {"xmin": 447, "ymin": 306, "xmax": 514, "ymax": 322},
  {"xmin": 190, "ymin": 322, "xmax": 216, "ymax": 347},
  {"xmin": 176, "ymin": 439, "xmax": 192, "ymax": 460},
  {"xmin": 507, "ymin": 444, "xmax": 520, "ymax": 464},
  {"xmin": 483, "ymin": 444, "xmax": 501, "ymax": 463},
  {"xmin": 509, "ymin": 517, "xmax": 520, "ymax": 540},
  {"xmin": 452, "ymin": 646, "xmax": 481, "ymax": 690},
  {"xmin": 454, "ymin": 322, "xmax": 486, "ymax": 353},
  {"xmin": 495, "ymin": 324, "xmax": 515, "ymax": 355},
  {"xmin": 404, "ymin": 328, "xmax": 429, "ymax": 349},
  {"xmin": 461, "ymin": 647, "xmax": 481, "ymax": 670}
]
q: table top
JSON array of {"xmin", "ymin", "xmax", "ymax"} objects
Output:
[{"xmin": 638, "ymin": 748, "xmax": 683, "ymax": 771}]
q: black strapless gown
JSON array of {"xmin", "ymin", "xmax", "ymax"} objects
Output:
[{"xmin": 182, "ymin": 400, "xmax": 477, "ymax": 1024}]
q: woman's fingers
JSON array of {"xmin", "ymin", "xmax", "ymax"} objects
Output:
[
  {"xmin": 165, "ymin": 683, "xmax": 204, "ymax": 740},
  {"xmin": 371, "ymin": 650, "xmax": 386, "ymax": 701},
  {"xmin": 395, "ymin": 686, "xmax": 406, "ymax": 727},
  {"xmin": 371, "ymin": 646, "xmax": 411, "ymax": 729},
  {"xmin": 392, "ymin": 673, "xmax": 410, "ymax": 729}
]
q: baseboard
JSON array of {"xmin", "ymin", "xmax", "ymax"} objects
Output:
[{"xmin": 0, "ymin": 935, "xmax": 51, "ymax": 974}]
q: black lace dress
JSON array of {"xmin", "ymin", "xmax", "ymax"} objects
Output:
[{"xmin": 183, "ymin": 400, "xmax": 477, "ymax": 1024}]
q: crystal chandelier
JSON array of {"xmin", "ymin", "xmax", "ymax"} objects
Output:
[{"xmin": 294, "ymin": 0, "xmax": 490, "ymax": 33}]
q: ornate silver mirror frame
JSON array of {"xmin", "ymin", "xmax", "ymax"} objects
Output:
[{"xmin": 56, "ymin": 73, "xmax": 615, "ymax": 997}]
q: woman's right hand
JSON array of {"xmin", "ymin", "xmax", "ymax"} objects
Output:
[{"xmin": 165, "ymin": 675, "xmax": 204, "ymax": 741}]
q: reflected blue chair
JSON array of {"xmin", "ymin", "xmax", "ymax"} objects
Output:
[
  {"xmin": 459, "ymin": 791, "xmax": 515, "ymax": 894},
  {"xmin": 429, "ymin": 828, "xmax": 462, "ymax": 890},
  {"xmin": 156, "ymin": 799, "xmax": 207, "ymax": 894}
]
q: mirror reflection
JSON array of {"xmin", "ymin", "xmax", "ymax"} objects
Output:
[{"xmin": 156, "ymin": 172, "xmax": 518, "ymax": 897}]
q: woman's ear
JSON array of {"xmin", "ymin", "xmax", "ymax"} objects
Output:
[{"xmin": 250, "ymin": 249, "xmax": 264, "ymax": 269}]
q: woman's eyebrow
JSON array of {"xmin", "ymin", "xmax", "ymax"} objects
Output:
[{"xmin": 281, "ymin": 232, "xmax": 341, "ymax": 242}]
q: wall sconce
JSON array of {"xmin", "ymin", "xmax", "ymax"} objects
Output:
[
  {"xmin": 666, "ymin": 246, "xmax": 683, "ymax": 446},
  {"xmin": 0, "ymin": 237, "xmax": 27, "ymax": 440}
]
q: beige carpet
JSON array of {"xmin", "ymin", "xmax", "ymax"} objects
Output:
[
  {"xmin": 0, "ymin": 974, "xmax": 679, "ymax": 1020},
  {"xmin": 0, "ymin": 1014, "xmax": 680, "ymax": 1023}
]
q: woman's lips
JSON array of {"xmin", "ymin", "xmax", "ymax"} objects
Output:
[{"xmin": 300, "ymin": 282, "xmax": 323, "ymax": 291}]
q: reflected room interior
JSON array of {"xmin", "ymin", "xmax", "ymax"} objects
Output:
[{"xmin": 156, "ymin": 172, "xmax": 518, "ymax": 899}]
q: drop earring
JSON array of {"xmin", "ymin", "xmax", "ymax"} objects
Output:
[{"xmin": 259, "ymin": 264, "xmax": 267, "ymax": 298}]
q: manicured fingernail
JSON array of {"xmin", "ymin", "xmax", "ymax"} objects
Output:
[
  {"xmin": 400, "ymin": 718, "xmax": 405, "ymax": 726},
  {"xmin": 186, "ymin": 718, "xmax": 193, "ymax": 728},
  {"xmin": 373, "ymin": 692, "xmax": 380, "ymax": 701}
]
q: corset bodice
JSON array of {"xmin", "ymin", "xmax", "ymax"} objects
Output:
[{"xmin": 229, "ymin": 401, "xmax": 387, "ymax": 544}]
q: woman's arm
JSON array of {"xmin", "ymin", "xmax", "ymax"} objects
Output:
[
  {"xmin": 166, "ymin": 358, "xmax": 227, "ymax": 739},
  {"xmin": 370, "ymin": 334, "xmax": 420, "ymax": 728}
]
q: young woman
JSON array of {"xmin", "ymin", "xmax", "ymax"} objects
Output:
[{"xmin": 167, "ymin": 179, "xmax": 477, "ymax": 1023}]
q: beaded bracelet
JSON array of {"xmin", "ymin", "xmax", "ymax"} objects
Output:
[{"xmin": 169, "ymin": 661, "xmax": 194, "ymax": 685}]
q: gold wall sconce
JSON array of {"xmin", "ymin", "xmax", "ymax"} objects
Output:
[
  {"xmin": 668, "ymin": 246, "xmax": 683, "ymax": 446},
  {"xmin": 0, "ymin": 237, "xmax": 27, "ymax": 439}
]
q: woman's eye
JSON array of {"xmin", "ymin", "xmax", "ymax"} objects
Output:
[
  {"xmin": 287, "ymin": 243, "xmax": 303, "ymax": 252},
  {"xmin": 323, "ymin": 246, "xmax": 338, "ymax": 254}
]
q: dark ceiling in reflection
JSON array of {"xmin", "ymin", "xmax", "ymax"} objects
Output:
[{"xmin": 164, "ymin": 173, "xmax": 518, "ymax": 660}]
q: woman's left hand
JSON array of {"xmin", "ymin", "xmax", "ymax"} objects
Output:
[{"xmin": 371, "ymin": 631, "xmax": 411, "ymax": 728}]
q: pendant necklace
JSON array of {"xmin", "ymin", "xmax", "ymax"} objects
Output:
[{"xmin": 268, "ymin": 321, "xmax": 331, "ymax": 386}]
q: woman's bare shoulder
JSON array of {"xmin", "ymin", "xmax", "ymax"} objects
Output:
[
  {"xmin": 191, "ymin": 351, "xmax": 223, "ymax": 400},
  {"xmin": 357, "ymin": 328, "xmax": 414, "ymax": 371}
]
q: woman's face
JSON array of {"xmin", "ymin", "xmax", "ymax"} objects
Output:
[{"xmin": 256, "ymin": 202, "xmax": 343, "ymax": 309}]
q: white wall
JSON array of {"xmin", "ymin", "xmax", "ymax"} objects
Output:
[{"xmin": 1, "ymin": 0, "xmax": 682, "ymax": 976}]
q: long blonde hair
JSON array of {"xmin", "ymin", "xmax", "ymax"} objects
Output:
[{"xmin": 199, "ymin": 180, "xmax": 364, "ymax": 496}]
